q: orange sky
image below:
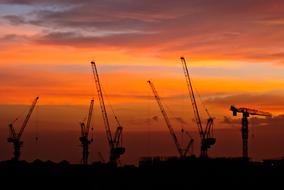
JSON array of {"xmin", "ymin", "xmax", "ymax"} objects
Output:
[
  {"xmin": 0, "ymin": 0, "xmax": 284, "ymax": 162},
  {"xmin": 1, "ymin": 0, "xmax": 284, "ymax": 128}
]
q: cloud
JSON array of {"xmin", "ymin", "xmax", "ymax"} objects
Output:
[
  {"xmin": 130, "ymin": 115, "xmax": 190, "ymax": 128},
  {"xmin": 1, "ymin": 0, "xmax": 284, "ymax": 64},
  {"xmin": 223, "ymin": 116, "xmax": 235, "ymax": 124},
  {"xmin": 173, "ymin": 117, "xmax": 188, "ymax": 125},
  {"xmin": 205, "ymin": 93, "xmax": 284, "ymax": 112},
  {"xmin": 2, "ymin": 15, "xmax": 26, "ymax": 24},
  {"xmin": 0, "ymin": 34, "xmax": 29, "ymax": 44},
  {"xmin": 222, "ymin": 114, "xmax": 284, "ymax": 129},
  {"xmin": 0, "ymin": 0, "xmax": 76, "ymax": 5},
  {"xmin": 257, "ymin": 16, "xmax": 284, "ymax": 26},
  {"xmin": 152, "ymin": 116, "xmax": 159, "ymax": 122},
  {"xmin": 33, "ymin": 31, "xmax": 157, "ymax": 48}
]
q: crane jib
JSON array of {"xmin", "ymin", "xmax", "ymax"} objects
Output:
[
  {"xmin": 148, "ymin": 80, "xmax": 184, "ymax": 157},
  {"xmin": 17, "ymin": 96, "xmax": 39, "ymax": 139},
  {"xmin": 181, "ymin": 58, "xmax": 204, "ymax": 135},
  {"xmin": 91, "ymin": 62, "xmax": 114, "ymax": 146},
  {"xmin": 85, "ymin": 99, "xmax": 94, "ymax": 137},
  {"xmin": 180, "ymin": 57, "xmax": 216, "ymax": 157},
  {"xmin": 91, "ymin": 61, "xmax": 125, "ymax": 163}
]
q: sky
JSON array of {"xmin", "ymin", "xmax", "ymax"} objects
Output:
[{"xmin": 0, "ymin": 0, "xmax": 284, "ymax": 163}]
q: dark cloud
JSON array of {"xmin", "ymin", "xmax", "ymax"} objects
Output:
[
  {"xmin": 173, "ymin": 117, "xmax": 188, "ymax": 125},
  {"xmin": 222, "ymin": 114, "xmax": 284, "ymax": 129},
  {"xmin": 2, "ymin": 15, "xmax": 26, "ymax": 25},
  {"xmin": 131, "ymin": 115, "xmax": 189, "ymax": 127},
  {"xmin": 152, "ymin": 116, "xmax": 159, "ymax": 122},
  {"xmin": 206, "ymin": 93, "xmax": 284, "ymax": 112},
  {"xmin": 250, "ymin": 115, "xmax": 284, "ymax": 127},
  {"xmin": 0, "ymin": 0, "xmax": 79, "ymax": 5},
  {"xmin": 241, "ymin": 52, "xmax": 284, "ymax": 62},
  {"xmin": 34, "ymin": 31, "xmax": 157, "ymax": 48},
  {"xmin": 127, "ymin": 115, "xmax": 160, "ymax": 126},
  {"xmin": 1, "ymin": 0, "xmax": 284, "ymax": 62},
  {"xmin": 0, "ymin": 34, "xmax": 30, "ymax": 46},
  {"xmin": 223, "ymin": 116, "xmax": 235, "ymax": 124}
]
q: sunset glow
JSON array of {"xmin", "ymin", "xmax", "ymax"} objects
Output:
[{"xmin": 1, "ymin": 0, "xmax": 284, "ymax": 163}]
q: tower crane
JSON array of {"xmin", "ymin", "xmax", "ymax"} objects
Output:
[
  {"xmin": 91, "ymin": 61, "xmax": 125, "ymax": 164},
  {"xmin": 7, "ymin": 96, "xmax": 39, "ymax": 161},
  {"xmin": 148, "ymin": 80, "xmax": 194, "ymax": 158},
  {"xmin": 230, "ymin": 105, "xmax": 272, "ymax": 159},
  {"xmin": 79, "ymin": 98, "xmax": 94, "ymax": 165},
  {"xmin": 180, "ymin": 57, "xmax": 216, "ymax": 157}
]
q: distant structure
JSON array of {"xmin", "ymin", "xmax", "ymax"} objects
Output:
[
  {"xmin": 91, "ymin": 61, "xmax": 125, "ymax": 165},
  {"xmin": 180, "ymin": 57, "xmax": 216, "ymax": 157},
  {"xmin": 230, "ymin": 106, "xmax": 272, "ymax": 159},
  {"xmin": 7, "ymin": 96, "xmax": 39, "ymax": 161},
  {"xmin": 79, "ymin": 99, "xmax": 94, "ymax": 165},
  {"xmin": 147, "ymin": 80, "xmax": 194, "ymax": 158}
]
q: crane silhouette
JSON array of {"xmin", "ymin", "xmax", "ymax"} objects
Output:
[
  {"xmin": 230, "ymin": 105, "xmax": 272, "ymax": 159},
  {"xmin": 8, "ymin": 97, "xmax": 39, "ymax": 161},
  {"xmin": 148, "ymin": 80, "xmax": 194, "ymax": 158}
]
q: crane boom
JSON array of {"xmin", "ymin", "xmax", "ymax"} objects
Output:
[
  {"xmin": 180, "ymin": 57, "xmax": 215, "ymax": 157},
  {"xmin": 85, "ymin": 99, "xmax": 94, "ymax": 136},
  {"xmin": 180, "ymin": 57, "xmax": 203, "ymax": 135},
  {"xmin": 7, "ymin": 96, "xmax": 39, "ymax": 161},
  {"xmin": 184, "ymin": 138, "xmax": 194, "ymax": 157},
  {"xmin": 147, "ymin": 80, "xmax": 184, "ymax": 157},
  {"xmin": 17, "ymin": 96, "xmax": 39, "ymax": 139},
  {"xmin": 91, "ymin": 61, "xmax": 125, "ymax": 164},
  {"xmin": 91, "ymin": 61, "xmax": 114, "ymax": 148},
  {"xmin": 230, "ymin": 106, "xmax": 272, "ymax": 117},
  {"xmin": 9, "ymin": 124, "xmax": 17, "ymax": 139}
]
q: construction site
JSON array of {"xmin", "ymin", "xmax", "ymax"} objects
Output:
[
  {"xmin": 0, "ymin": 57, "xmax": 283, "ymax": 189},
  {"xmin": 2, "ymin": 0, "xmax": 284, "ymax": 188}
]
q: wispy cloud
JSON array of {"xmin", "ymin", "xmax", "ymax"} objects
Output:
[
  {"xmin": 206, "ymin": 93, "xmax": 284, "ymax": 113},
  {"xmin": 1, "ymin": 0, "xmax": 284, "ymax": 63}
]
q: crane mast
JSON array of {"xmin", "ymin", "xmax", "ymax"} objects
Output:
[
  {"xmin": 8, "ymin": 96, "xmax": 39, "ymax": 161},
  {"xmin": 91, "ymin": 61, "xmax": 125, "ymax": 164},
  {"xmin": 180, "ymin": 57, "xmax": 215, "ymax": 157},
  {"xmin": 148, "ymin": 80, "xmax": 193, "ymax": 157},
  {"xmin": 230, "ymin": 105, "xmax": 271, "ymax": 159},
  {"xmin": 79, "ymin": 99, "xmax": 94, "ymax": 165}
]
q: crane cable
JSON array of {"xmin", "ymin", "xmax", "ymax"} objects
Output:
[
  {"xmin": 192, "ymin": 82, "xmax": 215, "ymax": 136},
  {"xmin": 92, "ymin": 71, "xmax": 123, "ymax": 149},
  {"xmin": 35, "ymin": 104, "xmax": 39, "ymax": 142},
  {"xmin": 35, "ymin": 103, "xmax": 39, "ymax": 158},
  {"xmin": 193, "ymin": 83, "xmax": 212, "ymax": 118},
  {"xmin": 11, "ymin": 105, "xmax": 29, "ymax": 125},
  {"xmin": 101, "ymin": 86, "xmax": 122, "ymax": 127}
]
